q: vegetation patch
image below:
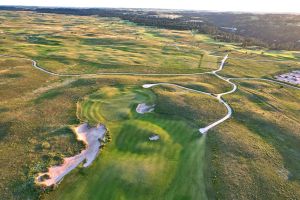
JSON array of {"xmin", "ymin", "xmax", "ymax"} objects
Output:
[
  {"xmin": 0, "ymin": 10, "xmax": 299, "ymax": 200},
  {"xmin": 27, "ymin": 36, "xmax": 61, "ymax": 46},
  {"xmin": 0, "ymin": 122, "xmax": 11, "ymax": 140},
  {"xmin": 0, "ymin": 73, "xmax": 23, "ymax": 78},
  {"xmin": 70, "ymin": 79, "xmax": 96, "ymax": 87},
  {"xmin": 34, "ymin": 90, "xmax": 63, "ymax": 104}
]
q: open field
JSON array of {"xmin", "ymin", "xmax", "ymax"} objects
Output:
[
  {"xmin": 0, "ymin": 10, "xmax": 300, "ymax": 200},
  {"xmin": 0, "ymin": 11, "xmax": 220, "ymax": 74},
  {"xmin": 206, "ymin": 80, "xmax": 300, "ymax": 199}
]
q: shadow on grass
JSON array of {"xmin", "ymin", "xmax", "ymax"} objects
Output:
[
  {"xmin": 0, "ymin": 121, "xmax": 11, "ymax": 140},
  {"xmin": 34, "ymin": 90, "xmax": 63, "ymax": 104},
  {"xmin": 236, "ymin": 111, "xmax": 300, "ymax": 182},
  {"xmin": 115, "ymin": 123, "xmax": 162, "ymax": 155}
]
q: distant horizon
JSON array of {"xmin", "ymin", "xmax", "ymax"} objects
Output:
[
  {"xmin": 1, "ymin": 0, "xmax": 300, "ymax": 14},
  {"xmin": 1, "ymin": 5, "xmax": 300, "ymax": 15}
]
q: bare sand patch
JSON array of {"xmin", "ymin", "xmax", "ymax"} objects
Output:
[
  {"xmin": 35, "ymin": 123, "xmax": 106, "ymax": 186},
  {"xmin": 136, "ymin": 103, "xmax": 155, "ymax": 114}
]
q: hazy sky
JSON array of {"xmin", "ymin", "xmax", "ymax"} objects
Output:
[{"xmin": 1, "ymin": 0, "xmax": 300, "ymax": 13}]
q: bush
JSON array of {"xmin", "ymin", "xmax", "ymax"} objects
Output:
[{"xmin": 41, "ymin": 141, "xmax": 51, "ymax": 149}]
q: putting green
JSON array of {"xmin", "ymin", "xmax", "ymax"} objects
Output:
[{"xmin": 43, "ymin": 86, "xmax": 208, "ymax": 200}]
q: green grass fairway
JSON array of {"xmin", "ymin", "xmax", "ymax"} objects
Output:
[
  {"xmin": 1, "ymin": 10, "xmax": 300, "ymax": 200},
  {"xmin": 43, "ymin": 86, "xmax": 211, "ymax": 200}
]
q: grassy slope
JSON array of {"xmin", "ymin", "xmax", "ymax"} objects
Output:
[
  {"xmin": 43, "ymin": 85, "xmax": 226, "ymax": 200},
  {"xmin": 220, "ymin": 52, "xmax": 300, "ymax": 78},
  {"xmin": 0, "ymin": 10, "xmax": 300, "ymax": 200},
  {"xmin": 206, "ymin": 80, "xmax": 300, "ymax": 199},
  {"xmin": 0, "ymin": 11, "xmax": 219, "ymax": 74},
  {"xmin": 0, "ymin": 57, "xmax": 228, "ymax": 199},
  {"xmin": 0, "ymin": 57, "xmax": 85, "ymax": 199}
]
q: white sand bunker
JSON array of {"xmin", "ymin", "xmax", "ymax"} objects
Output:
[
  {"xmin": 35, "ymin": 123, "xmax": 106, "ymax": 186},
  {"xmin": 136, "ymin": 103, "xmax": 155, "ymax": 114},
  {"xmin": 149, "ymin": 134, "xmax": 160, "ymax": 141},
  {"xmin": 275, "ymin": 70, "xmax": 300, "ymax": 85}
]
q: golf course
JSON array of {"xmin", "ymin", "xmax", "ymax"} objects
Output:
[{"xmin": 0, "ymin": 10, "xmax": 300, "ymax": 200}]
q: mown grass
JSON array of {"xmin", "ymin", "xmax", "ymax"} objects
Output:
[
  {"xmin": 43, "ymin": 85, "xmax": 225, "ymax": 200},
  {"xmin": 0, "ymin": 55, "xmax": 228, "ymax": 199},
  {"xmin": 1, "ymin": 10, "xmax": 300, "ymax": 200}
]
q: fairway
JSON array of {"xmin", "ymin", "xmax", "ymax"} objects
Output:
[
  {"xmin": 43, "ymin": 86, "xmax": 214, "ymax": 200},
  {"xmin": 0, "ymin": 9, "xmax": 300, "ymax": 200}
]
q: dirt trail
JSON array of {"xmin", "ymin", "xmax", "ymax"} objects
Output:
[
  {"xmin": 1, "ymin": 53, "xmax": 299, "ymax": 135},
  {"xmin": 143, "ymin": 55, "xmax": 300, "ymax": 134},
  {"xmin": 0, "ymin": 54, "xmax": 211, "ymax": 77},
  {"xmin": 144, "ymin": 55, "xmax": 236, "ymax": 134}
]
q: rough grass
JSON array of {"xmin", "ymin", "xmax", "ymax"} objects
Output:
[
  {"xmin": 1, "ymin": 10, "xmax": 300, "ymax": 200},
  {"xmin": 206, "ymin": 80, "xmax": 300, "ymax": 199},
  {"xmin": 0, "ymin": 56, "xmax": 229, "ymax": 199},
  {"xmin": 0, "ymin": 11, "xmax": 221, "ymax": 74},
  {"xmin": 218, "ymin": 51, "xmax": 300, "ymax": 78}
]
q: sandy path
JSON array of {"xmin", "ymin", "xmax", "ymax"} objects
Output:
[
  {"xmin": 0, "ymin": 54, "xmax": 211, "ymax": 77},
  {"xmin": 1, "ymin": 53, "xmax": 299, "ymax": 88},
  {"xmin": 143, "ymin": 55, "xmax": 235, "ymax": 134},
  {"xmin": 2, "ymin": 53, "xmax": 299, "ymax": 135},
  {"xmin": 143, "ymin": 54, "xmax": 300, "ymax": 134},
  {"xmin": 143, "ymin": 83, "xmax": 214, "ymax": 96},
  {"xmin": 35, "ymin": 123, "xmax": 106, "ymax": 186}
]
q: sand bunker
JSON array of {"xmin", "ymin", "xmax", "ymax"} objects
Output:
[
  {"xmin": 149, "ymin": 134, "xmax": 160, "ymax": 141},
  {"xmin": 136, "ymin": 103, "xmax": 155, "ymax": 114},
  {"xmin": 35, "ymin": 123, "xmax": 106, "ymax": 186},
  {"xmin": 275, "ymin": 70, "xmax": 300, "ymax": 85}
]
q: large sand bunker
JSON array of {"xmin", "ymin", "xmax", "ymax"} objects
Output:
[{"xmin": 35, "ymin": 123, "xmax": 106, "ymax": 186}]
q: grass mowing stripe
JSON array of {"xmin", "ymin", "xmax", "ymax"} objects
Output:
[{"xmin": 44, "ymin": 86, "xmax": 208, "ymax": 200}]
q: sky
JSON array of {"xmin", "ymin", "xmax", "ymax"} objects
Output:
[{"xmin": 1, "ymin": 0, "xmax": 300, "ymax": 13}]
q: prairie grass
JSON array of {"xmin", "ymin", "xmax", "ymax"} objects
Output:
[{"xmin": 0, "ymin": 10, "xmax": 300, "ymax": 200}]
